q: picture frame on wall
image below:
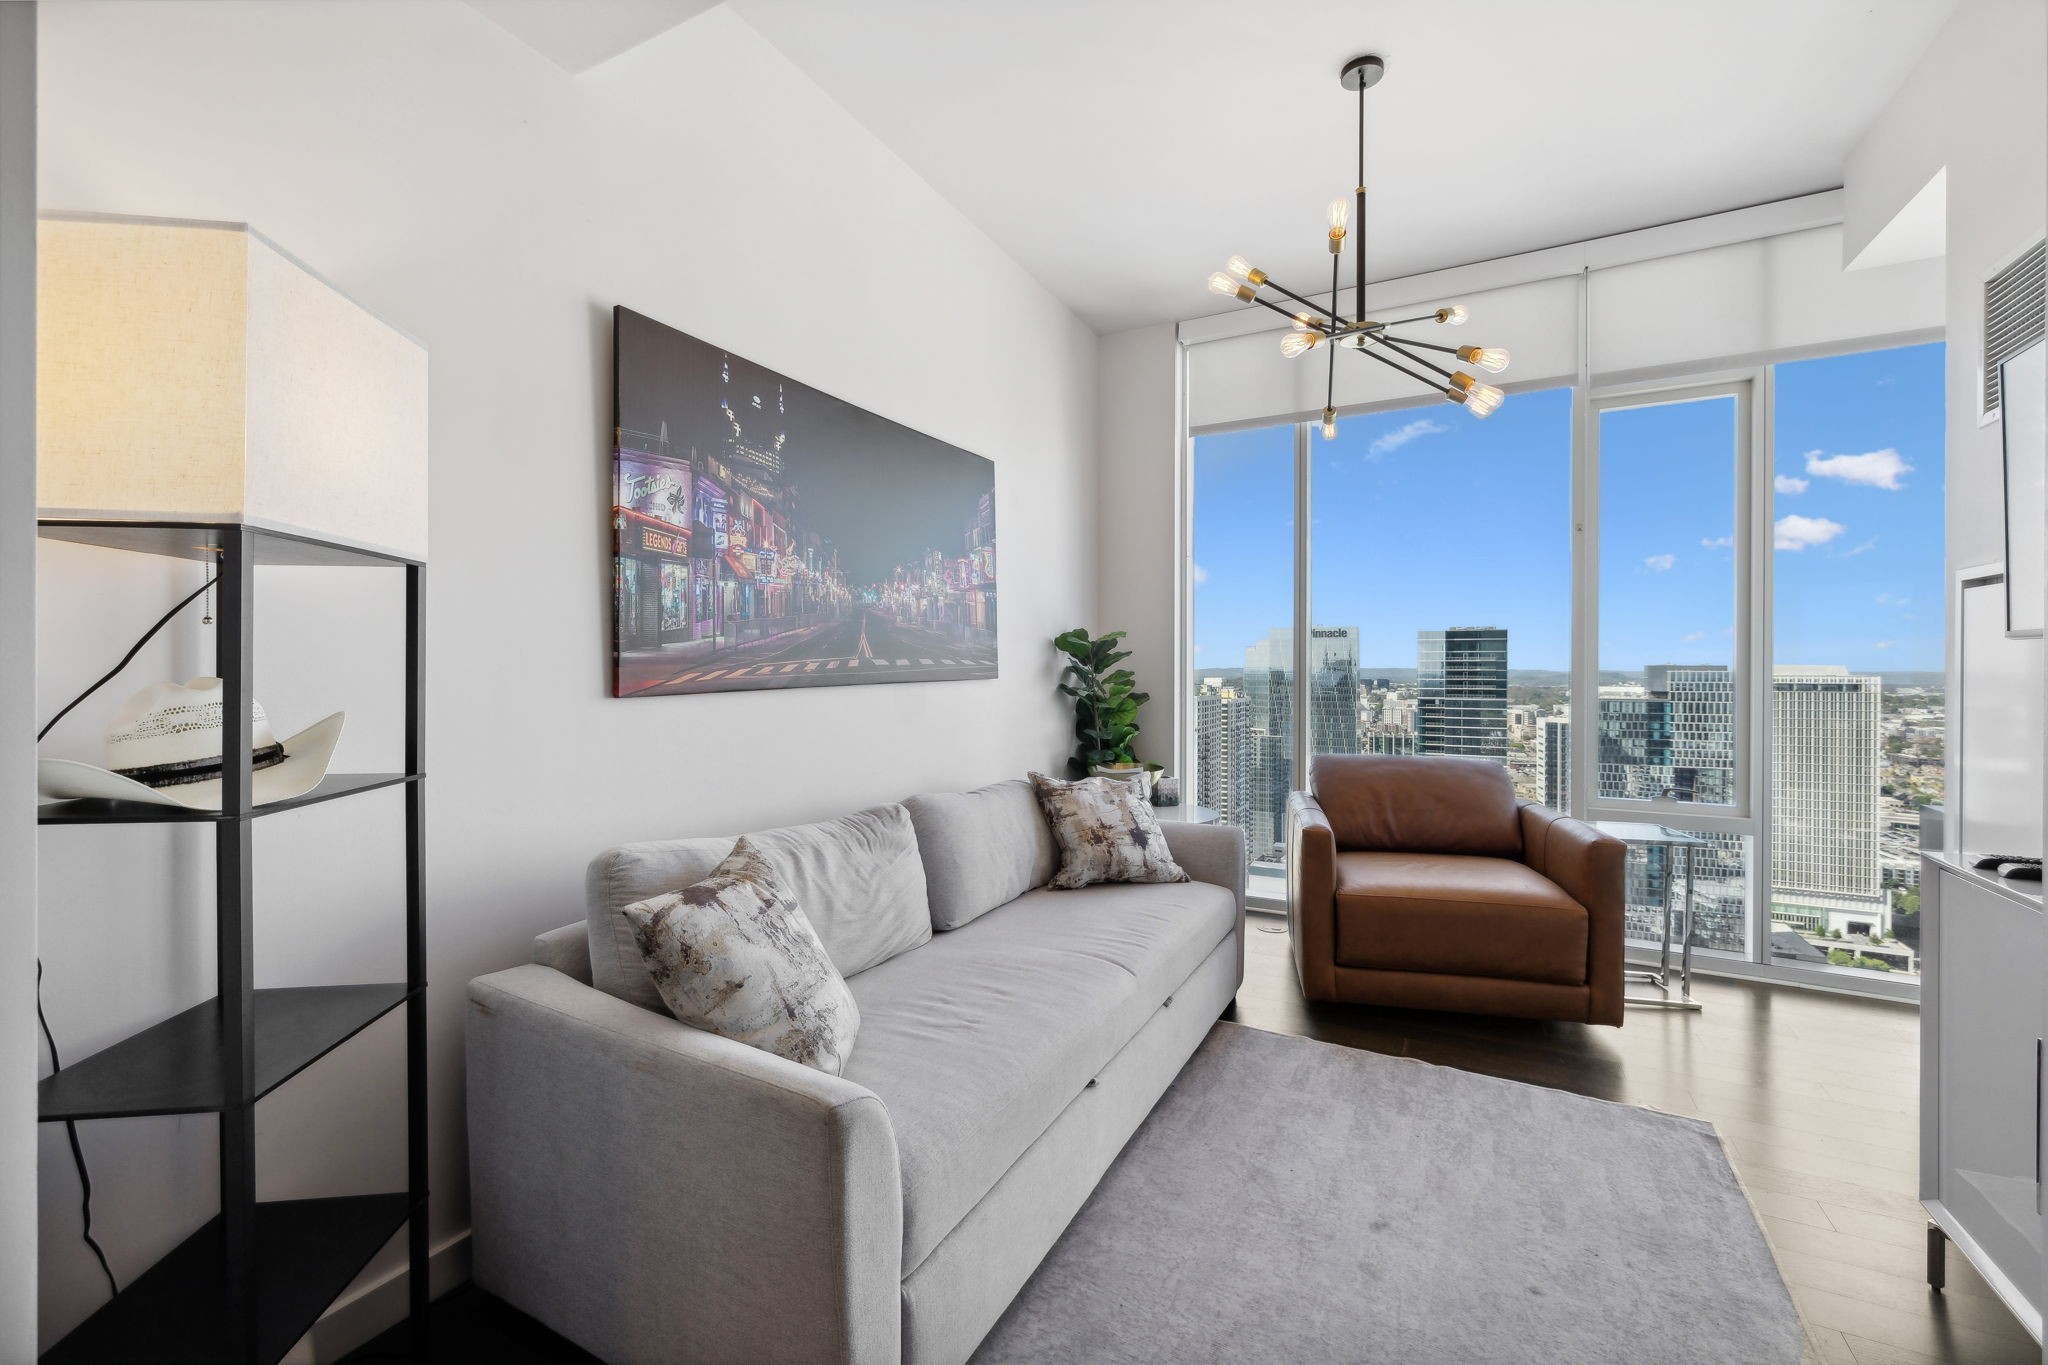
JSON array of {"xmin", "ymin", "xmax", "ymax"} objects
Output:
[
  {"xmin": 610, "ymin": 306, "xmax": 998, "ymax": 697},
  {"xmin": 2001, "ymin": 338, "xmax": 2046, "ymax": 637}
]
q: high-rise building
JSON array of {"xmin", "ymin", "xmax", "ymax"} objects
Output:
[
  {"xmin": 1665, "ymin": 666, "xmax": 1736, "ymax": 803},
  {"xmin": 1541, "ymin": 713, "xmax": 1571, "ymax": 810},
  {"xmin": 1595, "ymin": 665, "xmax": 1733, "ymax": 803},
  {"xmin": 1240, "ymin": 630, "xmax": 1294, "ymax": 866},
  {"xmin": 1417, "ymin": 627, "xmax": 1508, "ymax": 761},
  {"xmin": 1193, "ymin": 678, "xmax": 1249, "ymax": 836},
  {"xmin": 1307, "ymin": 626, "xmax": 1362, "ymax": 758},
  {"xmin": 1772, "ymin": 666, "xmax": 1883, "ymax": 903}
]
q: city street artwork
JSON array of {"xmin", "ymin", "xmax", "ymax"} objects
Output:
[{"xmin": 612, "ymin": 305, "xmax": 997, "ymax": 697}]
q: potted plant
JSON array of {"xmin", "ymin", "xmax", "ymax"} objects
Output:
[{"xmin": 1053, "ymin": 628, "xmax": 1163, "ymax": 793}]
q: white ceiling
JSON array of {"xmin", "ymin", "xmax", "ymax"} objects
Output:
[
  {"xmin": 729, "ymin": 0, "xmax": 1958, "ymax": 333},
  {"xmin": 468, "ymin": 0, "xmax": 717, "ymax": 74}
]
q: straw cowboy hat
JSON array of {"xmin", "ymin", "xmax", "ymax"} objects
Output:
[{"xmin": 38, "ymin": 677, "xmax": 345, "ymax": 811}]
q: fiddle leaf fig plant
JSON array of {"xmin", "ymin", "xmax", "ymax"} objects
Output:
[{"xmin": 1054, "ymin": 627, "xmax": 1149, "ymax": 779}]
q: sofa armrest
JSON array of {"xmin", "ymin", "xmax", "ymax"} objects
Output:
[
  {"xmin": 1286, "ymin": 792, "xmax": 1338, "ymax": 999},
  {"xmin": 1160, "ymin": 819, "xmax": 1247, "ymax": 988},
  {"xmin": 1518, "ymin": 803, "xmax": 1627, "ymax": 1026},
  {"xmin": 466, "ymin": 964, "xmax": 902, "ymax": 1365}
]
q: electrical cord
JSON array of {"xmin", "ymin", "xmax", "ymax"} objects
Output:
[{"xmin": 36, "ymin": 572, "xmax": 218, "ymax": 1302}]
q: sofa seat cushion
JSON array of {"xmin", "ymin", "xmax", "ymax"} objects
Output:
[
  {"xmin": 1332, "ymin": 851, "xmax": 1588, "ymax": 986},
  {"xmin": 842, "ymin": 880, "xmax": 1236, "ymax": 1270}
]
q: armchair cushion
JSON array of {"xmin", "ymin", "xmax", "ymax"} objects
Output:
[
  {"xmin": 1311, "ymin": 754, "xmax": 1523, "ymax": 857},
  {"xmin": 1332, "ymin": 851, "xmax": 1589, "ymax": 986}
]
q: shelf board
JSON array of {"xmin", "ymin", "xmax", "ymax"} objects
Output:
[
  {"xmin": 40, "ymin": 984, "xmax": 414, "ymax": 1122},
  {"xmin": 38, "ymin": 772, "xmax": 420, "ymax": 826},
  {"xmin": 38, "ymin": 518, "xmax": 421, "ymax": 569},
  {"xmin": 41, "ymin": 1193, "xmax": 414, "ymax": 1365}
]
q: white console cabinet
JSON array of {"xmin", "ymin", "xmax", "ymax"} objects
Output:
[{"xmin": 1921, "ymin": 852, "xmax": 2045, "ymax": 1343}]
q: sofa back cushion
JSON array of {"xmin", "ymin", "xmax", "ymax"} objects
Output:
[
  {"xmin": 1310, "ymin": 754, "xmax": 1523, "ymax": 858},
  {"xmin": 903, "ymin": 779, "xmax": 1059, "ymax": 930},
  {"xmin": 585, "ymin": 804, "xmax": 932, "ymax": 1012}
]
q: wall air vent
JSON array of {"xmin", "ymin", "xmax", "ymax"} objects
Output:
[{"xmin": 1985, "ymin": 240, "xmax": 2046, "ymax": 415}]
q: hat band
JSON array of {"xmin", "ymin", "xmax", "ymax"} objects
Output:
[{"xmin": 113, "ymin": 742, "xmax": 289, "ymax": 789}]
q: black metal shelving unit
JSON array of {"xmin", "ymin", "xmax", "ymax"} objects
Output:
[{"xmin": 37, "ymin": 519, "xmax": 427, "ymax": 1364}]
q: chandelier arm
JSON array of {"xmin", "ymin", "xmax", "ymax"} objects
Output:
[
  {"xmin": 1374, "ymin": 335, "xmax": 1459, "ymax": 383},
  {"xmin": 1380, "ymin": 312, "xmax": 1447, "ymax": 328},
  {"xmin": 1348, "ymin": 340, "xmax": 1451, "ymax": 394},
  {"xmin": 1256, "ymin": 277, "xmax": 1345, "ymax": 324},
  {"xmin": 1382, "ymin": 335, "xmax": 1459, "ymax": 357},
  {"xmin": 1251, "ymin": 294, "xmax": 1319, "ymax": 328}
]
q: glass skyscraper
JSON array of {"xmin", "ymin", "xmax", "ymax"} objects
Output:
[{"xmin": 1416, "ymin": 628, "xmax": 1508, "ymax": 761}]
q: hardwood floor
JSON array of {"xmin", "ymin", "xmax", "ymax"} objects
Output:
[
  {"xmin": 1229, "ymin": 917, "xmax": 2033, "ymax": 1365},
  {"xmin": 363, "ymin": 922, "xmax": 2033, "ymax": 1364}
]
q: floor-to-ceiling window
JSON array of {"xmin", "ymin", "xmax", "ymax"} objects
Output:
[
  {"xmin": 1190, "ymin": 421, "xmax": 1296, "ymax": 891},
  {"xmin": 1589, "ymin": 384, "xmax": 1755, "ymax": 957},
  {"xmin": 1766, "ymin": 342, "xmax": 1945, "ymax": 982},
  {"xmin": 1188, "ymin": 339, "xmax": 1944, "ymax": 991},
  {"xmin": 1308, "ymin": 389, "xmax": 1573, "ymax": 803}
]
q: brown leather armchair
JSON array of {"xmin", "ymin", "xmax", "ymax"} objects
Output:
[{"xmin": 1286, "ymin": 754, "xmax": 1626, "ymax": 1026}]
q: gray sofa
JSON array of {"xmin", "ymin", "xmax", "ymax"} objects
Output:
[{"xmin": 466, "ymin": 779, "xmax": 1246, "ymax": 1365}]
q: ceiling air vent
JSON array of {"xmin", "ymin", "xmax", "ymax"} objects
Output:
[{"xmin": 1985, "ymin": 241, "xmax": 2046, "ymax": 415}]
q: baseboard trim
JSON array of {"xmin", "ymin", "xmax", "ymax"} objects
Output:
[{"xmin": 284, "ymin": 1226, "xmax": 473, "ymax": 1363}]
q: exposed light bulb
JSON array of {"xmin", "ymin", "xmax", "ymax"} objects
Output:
[
  {"xmin": 1320, "ymin": 408, "xmax": 1338, "ymax": 440},
  {"xmin": 1464, "ymin": 382, "xmax": 1505, "ymax": 418},
  {"xmin": 1294, "ymin": 311, "xmax": 1319, "ymax": 327},
  {"xmin": 1436, "ymin": 304, "xmax": 1469, "ymax": 326},
  {"xmin": 1279, "ymin": 329, "xmax": 1321, "ymax": 359},
  {"xmin": 1328, "ymin": 198, "xmax": 1350, "ymax": 231},
  {"xmin": 1459, "ymin": 345, "xmax": 1511, "ymax": 374},
  {"xmin": 1226, "ymin": 255, "xmax": 1269, "ymax": 286},
  {"xmin": 1208, "ymin": 271, "xmax": 1256, "ymax": 302}
]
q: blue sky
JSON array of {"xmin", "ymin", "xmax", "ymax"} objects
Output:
[{"xmin": 1191, "ymin": 341, "xmax": 1945, "ymax": 677}]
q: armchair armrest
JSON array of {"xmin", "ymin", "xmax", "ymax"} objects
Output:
[
  {"xmin": 1287, "ymin": 792, "xmax": 1338, "ymax": 999},
  {"xmin": 467, "ymin": 964, "xmax": 902, "ymax": 1365},
  {"xmin": 1518, "ymin": 803, "xmax": 1627, "ymax": 1026}
]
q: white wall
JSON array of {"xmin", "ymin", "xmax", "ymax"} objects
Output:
[
  {"xmin": 1847, "ymin": 0, "xmax": 2048, "ymax": 575},
  {"xmin": 33, "ymin": 1, "xmax": 1098, "ymax": 1351},
  {"xmin": 1094, "ymin": 324, "xmax": 1184, "ymax": 774},
  {"xmin": 1, "ymin": 6, "xmax": 39, "ymax": 1360}
]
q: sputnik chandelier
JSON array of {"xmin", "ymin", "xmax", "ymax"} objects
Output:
[{"xmin": 1207, "ymin": 54, "xmax": 1508, "ymax": 436}]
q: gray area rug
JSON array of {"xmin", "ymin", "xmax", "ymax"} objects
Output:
[{"xmin": 972, "ymin": 1021, "xmax": 1802, "ymax": 1365}]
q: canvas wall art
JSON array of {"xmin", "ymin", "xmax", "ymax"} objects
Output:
[{"xmin": 612, "ymin": 306, "xmax": 997, "ymax": 697}]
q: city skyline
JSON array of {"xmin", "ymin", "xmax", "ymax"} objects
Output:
[{"xmin": 1194, "ymin": 619, "xmax": 1933, "ymax": 975}]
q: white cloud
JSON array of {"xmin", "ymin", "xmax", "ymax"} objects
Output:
[
  {"xmin": 1682, "ymin": 631, "xmax": 1706, "ymax": 642},
  {"xmin": 1644, "ymin": 554, "xmax": 1676, "ymax": 572},
  {"xmin": 1701, "ymin": 535, "xmax": 1733, "ymax": 549},
  {"xmin": 1842, "ymin": 537, "xmax": 1880, "ymax": 558},
  {"xmin": 1774, "ymin": 514, "xmax": 1847, "ymax": 551},
  {"xmin": 1805, "ymin": 447, "xmax": 1913, "ymax": 490},
  {"xmin": 1191, "ymin": 562, "xmax": 1209, "ymax": 586},
  {"xmin": 1876, "ymin": 592, "xmax": 1910, "ymax": 607},
  {"xmin": 1369, "ymin": 417, "xmax": 1451, "ymax": 457},
  {"xmin": 1774, "ymin": 475, "xmax": 1809, "ymax": 495},
  {"xmin": 1874, "ymin": 640, "xmax": 1897, "ymax": 651}
]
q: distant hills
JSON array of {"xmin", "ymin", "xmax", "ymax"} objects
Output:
[{"xmin": 1193, "ymin": 666, "xmax": 1945, "ymax": 690}]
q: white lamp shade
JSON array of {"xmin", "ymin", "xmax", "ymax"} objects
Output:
[{"xmin": 38, "ymin": 214, "xmax": 428, "ymax": 559}]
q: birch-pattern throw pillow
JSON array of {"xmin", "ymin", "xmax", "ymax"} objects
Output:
[
  {"xmin": 1029, "ymin": 771, "xmax": 1191, "ymax": 890},
  {"xmin": 623, "ymin": 837, "xmax": 860, "ymax": 1074}
]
